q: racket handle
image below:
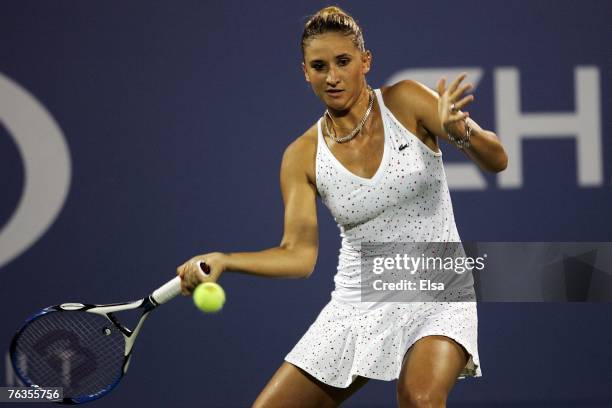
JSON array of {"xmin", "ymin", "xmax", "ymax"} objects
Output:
[{"xmin": 151, "ymin": 276, "xmax": 182, "ymax": 305}]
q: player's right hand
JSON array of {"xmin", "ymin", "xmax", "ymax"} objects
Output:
[{"xmin": 176, "ymin": 252, "xmax": 227, "ymax": 295}]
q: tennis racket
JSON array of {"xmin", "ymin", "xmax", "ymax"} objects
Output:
[{"xmin": 9, "ymin": 275, "xmax": 185, "ymax": 404}]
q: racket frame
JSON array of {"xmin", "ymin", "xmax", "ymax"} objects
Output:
[{"xmin": 9, "ymin": 276, "xmax": 181, "ymax": 404}]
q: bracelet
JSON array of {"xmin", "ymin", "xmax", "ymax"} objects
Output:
[{"xmin": 448, "ymin": 119, "xmax": 473, "ymax": 150}]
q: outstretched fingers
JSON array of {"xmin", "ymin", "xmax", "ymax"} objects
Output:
[
  {"xmin": 447, "ymin": 72, "xmax": 467, "ymax": 94},
  {"xmin": 437, "ymin": 77, "xmax": 447, "ymax": 97},
  {"xmin": 450, "ymin": 82, "xmax": 472, "ymax": 102},
  {"xmin": 453, "ymin": 93, "xmax": 474, "ymax": 111}
]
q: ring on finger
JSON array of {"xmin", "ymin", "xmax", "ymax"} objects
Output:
[{"xmin": 450, "ymin": 103, "xmax": 457, "ymax": 112}]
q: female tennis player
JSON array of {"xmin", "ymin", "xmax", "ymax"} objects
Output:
[{"xmin": 178, "ymin": 6, "xmax": 506, "ymax": 407}]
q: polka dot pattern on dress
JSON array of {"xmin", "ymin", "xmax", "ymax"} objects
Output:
[{"xmin": 285, "ymin": 89, "xmax": 482, "ymax": 388}]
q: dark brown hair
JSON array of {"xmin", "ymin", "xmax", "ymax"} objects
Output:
[{"xmin": 301, "ymin": 6, "xmax": 365, "ymax": 55}]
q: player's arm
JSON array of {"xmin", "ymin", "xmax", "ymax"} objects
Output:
[
  {"xmin": 388, "ymin": 77, "xmax": 507, "ymax": 173},
  {"xmin": 177, "ymin": 135, "xmax": 318, "ymax": 293},
  {"xmin": 222, "ymin": 136, "xmax": 319, "ymax": 278}
]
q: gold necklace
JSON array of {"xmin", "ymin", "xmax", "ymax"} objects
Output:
[{"xmin": 323, "ymin": 86, "xmax": 374, "ymax": 143}]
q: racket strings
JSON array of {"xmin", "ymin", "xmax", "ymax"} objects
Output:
[{"xmin": 12, "ymin": 311, "xmax": 126, "ymax": 398}]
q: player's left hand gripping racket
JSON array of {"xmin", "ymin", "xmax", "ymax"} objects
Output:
[{"xmin": 9, "ymin": 276, "xmax": 182, "ymax": 404}]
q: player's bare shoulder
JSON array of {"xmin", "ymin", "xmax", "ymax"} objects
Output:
[
  {"xmin": 381, "ymin": 80, "xmax": 435, "ymax": 121},
  {"xmin": 378, "ymin": 81, "xmax": 423, "ymax": 136},
  {"xmin": 282, "ymin": 123, "xmax": 318, "ymax": 185},
  {"xmin": 380, "ymin": 80, "xmax": 439, "ymax": 148}
]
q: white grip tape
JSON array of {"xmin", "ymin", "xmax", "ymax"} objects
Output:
[{"xmin": 151, "ymin": 276, "xmax": 182, "ymax": 305}]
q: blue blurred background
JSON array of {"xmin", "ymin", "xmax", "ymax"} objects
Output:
[{"xmin": 1, "ymin": 1, "xmax": 611, "ymax": 406}]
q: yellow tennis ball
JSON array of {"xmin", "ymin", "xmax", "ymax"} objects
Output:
[{"xmin": 193, "ymin": 282, "xmax": 226, "ymax": 313}]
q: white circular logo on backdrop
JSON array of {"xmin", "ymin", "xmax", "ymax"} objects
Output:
[{"xmin": 0, "ymin": 72, "xmax": 71, "ymax": 269}]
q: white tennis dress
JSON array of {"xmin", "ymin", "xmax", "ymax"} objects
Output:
[{"xmin": 285, "ymin": 89, "xmax": 482, "ymax": 388}]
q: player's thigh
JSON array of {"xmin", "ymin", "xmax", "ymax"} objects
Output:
[
  {"xmin": 252, "ymin": 362, "xmax": 369, "ymax": 408},
  {"xmin": 397, "ymin": 335, "xmax": 468, "ymax": 406}
]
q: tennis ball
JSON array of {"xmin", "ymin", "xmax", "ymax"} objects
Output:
[{"xmin": 193, "ymin": 282, "xmax": 226, "ymax": 313}]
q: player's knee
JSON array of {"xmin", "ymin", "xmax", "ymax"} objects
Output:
[{"xmin": 396, "ymin": 385, "xmax": 446, "ymax": 408}]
